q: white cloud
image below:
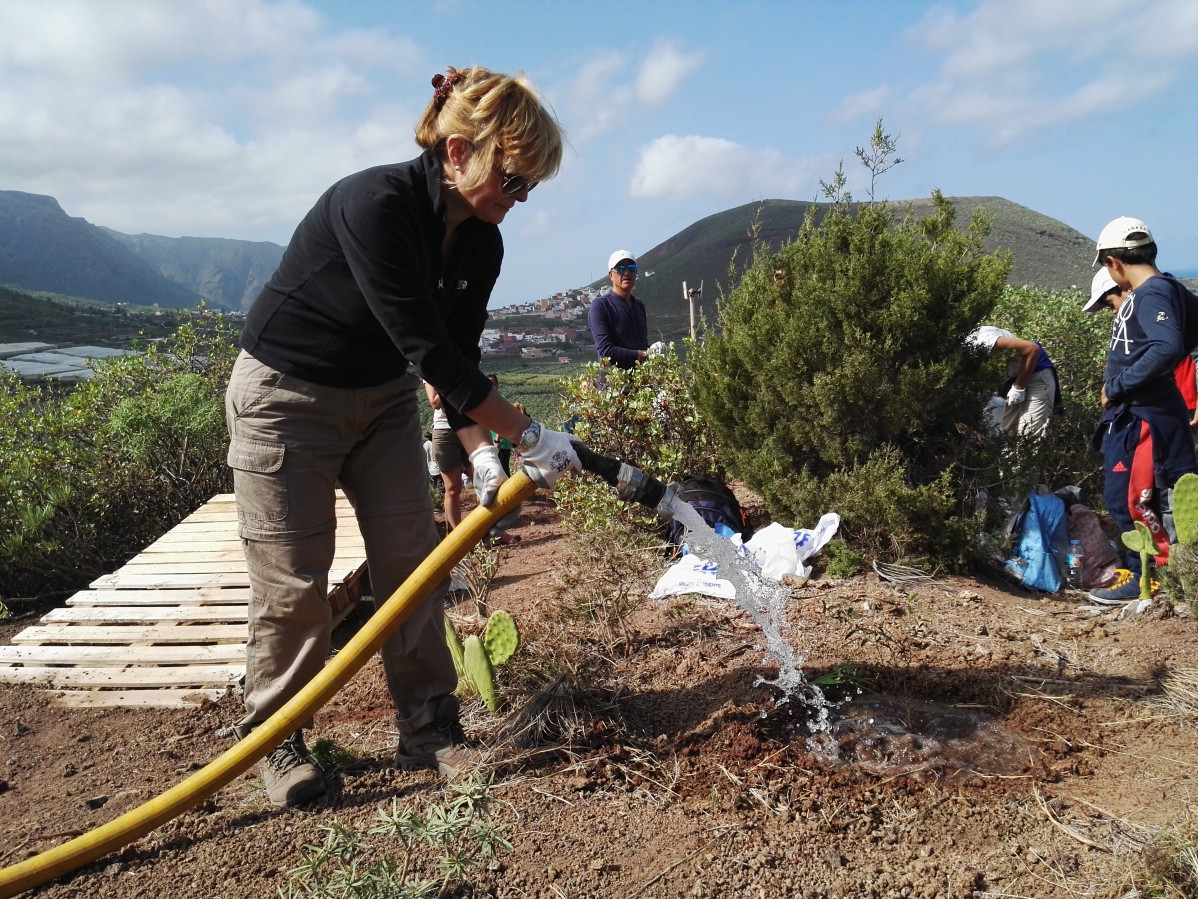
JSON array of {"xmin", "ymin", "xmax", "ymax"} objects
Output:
[
  {"xmin": 0, "ymin": 0, "xmax": 426, "ymax": 241},
  {"xmin": 892, "ymin": 0, "xmax": 1198, "ymax": 144},
  {"xmin": 831, "ymin": 86, "xmax": 894, "ymax": 125},
  {"xmin": 630, "ymin": 135, "xmax": 824, "ymax": 202},
  {"xmin": 563, "ymin": 53, "xmax": 633, "ymax": 143},
  {"xmin": 635, "ymin": 40, "xmax": 702, "ymax": 106},
  {"xmin": 562, "ymin": 39, "xmax": 700, "ymax": 143}
]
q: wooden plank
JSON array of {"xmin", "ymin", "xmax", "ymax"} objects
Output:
[
  {"xmin": 0, "ymin": 665, "xmax": 242, "ymax": 688},
  {"xmin": 52, "ymin": 689, "xmax": 228, "ymax": 709},
  {"xmin": 12, "ymin": 624, "xmax": 248, "ymax": 644},
  {"xmin": 68, "ymin": 589, "xmax": 252, "ymax": 606},
  {"xmin": 0, "ymin": 644, "xmax": 245, "ymax": 665},
  {"xmin": 128, "ymin": 548, "xmax": 251, "ymax": 564},
  {"xmin": 42, "ymin": 605, "xmax": 250, "ymax": 624},
  {"xmin": 117, "ymin": 559, "xmax": 257, "ymax": 574},
  {"xmin": 91, "ymin": 568, "xmax": 359, "ymax": 590}
]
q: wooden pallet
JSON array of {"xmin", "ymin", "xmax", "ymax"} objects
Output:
[{"xmin": 0, "ymin": 492, "xmax": 368, "ymax": 708}]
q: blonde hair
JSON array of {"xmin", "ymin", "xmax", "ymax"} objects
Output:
[{"xmin": 416, "ymin": 66, "xmax": 564, "ymax": 193}]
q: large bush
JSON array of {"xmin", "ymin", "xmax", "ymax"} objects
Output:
[
  {"xmin": 0, "ymin": 308, "xmax": 238, "ymax": 598},
  {"xmin": 688, "ymin": 192, "xmax": 1010, "ymax": 566}
]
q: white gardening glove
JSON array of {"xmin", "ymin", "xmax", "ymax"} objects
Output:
[
  {"xmin": 1005, "ymin": 385, "xmax": 1027, "ymax": 407},
  {"xmin": 517, "ymin": 421, "xmax": 582, "ymax": 489},
  {"xmin": 469, "ymin": 444, "xmax": 507, "ymax": 507}
]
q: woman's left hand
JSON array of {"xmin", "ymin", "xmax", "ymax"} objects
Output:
[{"xmin": 469, "ymin": 444, "xmax": 508, "ymax": 506}]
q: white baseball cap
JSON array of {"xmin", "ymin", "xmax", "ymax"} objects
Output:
[
  {"xmin": 1094, "ymin": 216, "xmax": 1154, "ymax": 266},
  {"xmin": 608, "ymin": 249, "xmax": 636, "ymax": 271},
  {"xmin": 1086, "ymin": 269, "xmax": 1119, "ymax": 312}
]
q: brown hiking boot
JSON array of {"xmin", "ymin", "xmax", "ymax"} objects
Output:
[
  {"xmin": 395, "ymin": 699, "xmax": 481, "ymax": 778},
  {"xmin": 260, "ymin": 732, "xmax": 326, "ymax": 808}
]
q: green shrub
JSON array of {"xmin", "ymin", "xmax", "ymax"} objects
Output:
[
  {"xmin": 548, "ymin": 347, "xmax": 719, "ymax": 640},
  {"xmin": 0, "ymin": 306, "xmax": 238, "ymax": 597},
  {"xmin": 822, "ymin": 538, "xmax": 863, "ymax": 578},
  {"xmin": 552, "ymin": 345, "xmax": 725, "ymax": 560},
  {"xmin": 688, "ymin": 191, "xmax": 1009, "ymax": 566}
]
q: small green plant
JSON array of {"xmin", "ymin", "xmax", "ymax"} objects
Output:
[
  {"xmin": 822, "ymin": 539, "xmax": 863, "ymax": 578},
  {"xmin": 1121, "ymin": 521, "xmax": 1157, "ymax": 600},
  {"xmin": 280, "ymin": 776, "xmax": 511, "ymax": 899},
  {"xmin": 445, "ymin": 610, "xmax": 521, "ymax": 712},
  {"xmin": 456, "ymin": 542, "xmax": 500, "ymax": 617},
  {"xmin": 1123, "ymin": 825, "xmax": 1198, "ymax": 898},
  {"xmin": 1159, "ymin": 474, "xmax": 1198, "ymax": 611},
  {"xmin": 812, "ymin": 663, "xmax": 873, "ymax": 690},
  {"xmin": 307, "ymin": 737, "xmax": 360, "ymax": 772}
]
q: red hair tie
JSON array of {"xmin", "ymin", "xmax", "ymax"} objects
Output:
[{"xmin": 431, "ymin": 72, "xmax": 462, "ymax": 111}]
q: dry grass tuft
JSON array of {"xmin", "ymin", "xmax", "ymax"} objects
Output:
[{"xmin": 1156, "ymin": 667, "xmax": 1198, "ymax": 719}]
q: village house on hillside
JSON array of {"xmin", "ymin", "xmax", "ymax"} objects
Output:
[{"xmin": 484, "ymin": 284, "xmax": 601, "ymax": 360}]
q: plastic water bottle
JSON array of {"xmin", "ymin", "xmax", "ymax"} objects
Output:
[{"xmin": 1066, "ymin": 539, "xmax": 1085, "ymax": 589}]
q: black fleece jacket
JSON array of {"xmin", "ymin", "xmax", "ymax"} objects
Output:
[{"xmin": 241, "ymin": 150, "xmax": 499, "ymax": 427}]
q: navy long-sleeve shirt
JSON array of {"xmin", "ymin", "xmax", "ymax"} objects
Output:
[
  {"xmin": 588, "ymin": 289, "xmax": 648, "ymax": 369},
  {"xmin": 241, "ymin": 150, "xmax": 498, "ymax": 429},
  {"xmin": 1105, "ymin": 274, "xmax": 1198, "ymax": 407}
]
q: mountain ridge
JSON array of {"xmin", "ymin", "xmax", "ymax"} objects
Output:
[
  {"xmin": 4, "ymin": 190, "xmax": 1098, "ymax": 337},
  {"xmin": 618, "ymin": 196, "xmax": 1096, "ymax": 337}
]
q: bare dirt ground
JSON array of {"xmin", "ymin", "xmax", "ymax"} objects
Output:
[{"xmin": 2, "ymin": 491, "xmax": 1198, "ymax": 898}]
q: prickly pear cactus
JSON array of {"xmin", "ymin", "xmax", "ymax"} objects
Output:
[
  {"xmin": 1173, "ymin": 473, "xmax": 1198, "ymax": 545},
  {"xmin": 1121, "ymin": 522, "xmax": 1156, "ymax": 599},
  {"xmin": 444, "ymin": 615, "xmax": 466, "ymax": 677},
  {"xmin": 482, "ymin": 609, "xmax": 520, "ymax": 666},
  {"xmin": 463, "ymin": 634, "xmax": 498, "ymax": 712}
]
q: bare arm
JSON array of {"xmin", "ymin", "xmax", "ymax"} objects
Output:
[{"xmin": 992, "ymin": 335, "xmax": 1040, "ymax": 389}]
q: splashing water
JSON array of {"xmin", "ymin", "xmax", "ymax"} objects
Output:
[{"xmin": 667, "ymin": 502, "xmax": 831, "ymax": 729}]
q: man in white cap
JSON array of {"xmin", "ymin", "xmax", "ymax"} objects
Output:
[
  {"xmin": 1087, "ymin": 217, "xmax": 1198, "ymax": 603},
  {"xmin": 1087, "ymin": 269, "xmax": 1198, "ymax": 426},
  {"xmin": 588, "ymin": 249, "xmax": 649, "ymax": 369}
]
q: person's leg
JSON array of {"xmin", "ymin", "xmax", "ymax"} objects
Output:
[
  {"xmin": 433, "ymin": 428, "xmax": 465, "ymax": 530},
  {"xmin": 1012, "ymin": 368, "xmax": 1055, "ymax": 440},
  {"xmin": 441, "ymin": 467, "xmax": 463, "ymax": 530},
  {"xmin": 337, "ymin": 375, "xmax": 472, "ymax": 776},
  {"xmin": 1102, "ymin": 415, "xmax": 1145, "ymax": 578},
  {"xmin": 225, "ymin": 352, "xmax": 351, "ymax": 804}
]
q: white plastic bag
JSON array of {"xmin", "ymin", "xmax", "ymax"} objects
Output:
[
  {"xmin": 649, "ymin": 512, "xmax": 841, "ymax": 600},
  {"xmin": 744, "ymin": 513, "xmax": 840, "ymax": 579},
  {"xmin": 648, "ymin": 555, "xmax": 736, "ymax": 601}
]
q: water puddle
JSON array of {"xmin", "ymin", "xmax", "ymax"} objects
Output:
[
  {"xmin": 667, "ymin": 501, "xmax": 1043, "ymax": 780},
  {"xmin": 811, "ymin": 694, "xmax": 1046, "ymax": 783}
]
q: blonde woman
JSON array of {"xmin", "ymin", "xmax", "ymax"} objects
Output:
[{"xmin": 226, "ymin": 67, "xmax": 582, "ymax": 806}]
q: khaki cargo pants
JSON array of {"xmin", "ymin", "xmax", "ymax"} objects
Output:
[{"xmin": 225, "ymin": 351, "xmax": 454, "ymax": 740}]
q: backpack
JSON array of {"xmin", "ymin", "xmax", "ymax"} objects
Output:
[
  {"xmin": 1004, "ymin": 487, "xmax": 1068, "ymax": 591},
  {"xmin": 665, "ymin": 476, "xmax": 750, "ymax": 554}
]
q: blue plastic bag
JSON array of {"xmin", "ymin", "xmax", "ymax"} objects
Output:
[{"xmin": 1004, "ymin": 488, "xmax": 1068, "ymax": 592}]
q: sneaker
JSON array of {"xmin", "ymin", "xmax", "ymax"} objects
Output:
[
  {"xmin": 395, "ymin": 710, "xmax": 480, "ymax": 778},
  {"xmin": 1087, "ymin": 568, "xmax": 1145, "ymax": 605},
  {"xmin": 261, "ymin": 732, "xmax": 326, "ymax": 808}
]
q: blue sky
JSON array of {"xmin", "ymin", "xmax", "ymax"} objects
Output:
[{"xmin": 2, "ymin": 0, "xmax": 1197, "ymax": 306}]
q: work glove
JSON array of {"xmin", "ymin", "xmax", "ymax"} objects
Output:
[
  {"xmin": 469, "ymin": 444, "xmax": 507, "ymax": 507},
  {"xmin": 517, "ymin": 421, "xmax": 582, "ymax": 489},
  {"xmin": 1005, "ymin": 385, "xmax": 1027, "ymax": 407}
]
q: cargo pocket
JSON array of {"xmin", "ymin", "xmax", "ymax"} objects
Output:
[{"xmin": 227, "ymin": 436, "xmax": 288, "ymax": 525}]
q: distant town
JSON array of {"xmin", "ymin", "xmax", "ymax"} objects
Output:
[
  {"xmin": 0, "ymin": 283, "xmax": 614, "ymax": 383},
  {"xmin": 481, "ymin": 283, "xmax": 609, "ymax": 363}
]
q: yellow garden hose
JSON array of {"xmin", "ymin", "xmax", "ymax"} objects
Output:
[{"xmin": 0, "ymin": 473, "xmax": 538, "ymax": 898}]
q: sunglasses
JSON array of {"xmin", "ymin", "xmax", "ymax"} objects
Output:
[
  {"xmin": 500, "ymin": 171, "xmax": 538, "ymax": 197},
  {"xmin": 612, "ymin": 264, "xmax": 637, "ymax": 275}
]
